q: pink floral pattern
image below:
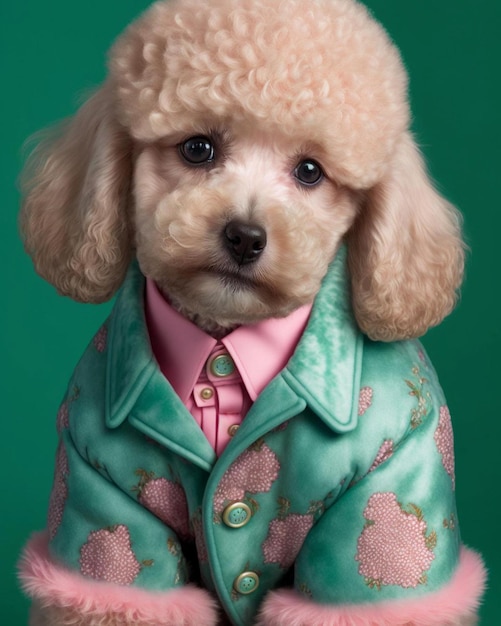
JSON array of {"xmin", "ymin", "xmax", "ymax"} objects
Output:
[
  {"xmin": 213, "ymin": 441, "xmax": 280, "ymax": 516},
  {"xmin": 93, "ymin": 325, "xmax": 108, "ymax": 352},
  {"xmin": 47, "ymin": 442, "xmax": 69, "ymax": 540},
  {"xmin": 262, "ymin": 513, "xmax": 314, "ymax": 568},
  {"xmin": 434, "ymin": 406, "xmax": 455, "ymax": 490},
  {"xmin": 56, "ymin": 402, "xmax": 69, "ymax": 434},
  {"xmin": 262, "ymin": 498, "xmax": 324, "ymax": 568},
  {"xmin": 355, "ymin": 492, "xmax": 436, "ymax": 589},
  {"xmin": 368, "ymin": 440, "xmax": 394, "ymax": 473},
  {"xmin": 133, "ymin": 469, "xmax": 190, "ymax": 538},
  {"xmin": 79, "ymin": 525, "xmax": 148, "ymax": 585},
  {"xmin": 358, "ymin": 387, "xmax": 373, "ymax": 415},
  {"xmin": 55, "ymin": 386, "xmax": 79, "ymax": 434}
]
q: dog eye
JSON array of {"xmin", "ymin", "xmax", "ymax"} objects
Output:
[
  {"xmin": 179, "ymin": 136, "xmax": 215, "ymax": 165},
  {"xmin": 294, "ymin": 160, "xmax": 324, "ymax": 186}
]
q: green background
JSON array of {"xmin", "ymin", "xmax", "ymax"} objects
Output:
[{"xmin": 1, "ymin": 0, "xmax": 499, "ymax": 623}]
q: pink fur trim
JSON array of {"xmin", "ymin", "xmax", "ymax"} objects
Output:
[
  {"xmin": 19, "ymin": 532, "xmax": 219, "ymax": 626},
  {"xmin": 257, "ymin": 547, "xmax": 486, "ymax": 626}
]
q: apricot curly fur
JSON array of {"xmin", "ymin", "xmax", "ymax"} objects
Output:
[
  {"xmin": 20, "ymin": 0, "xmax": 463, "ymax": 337},
  {"xmin": 19, "ymin": 86, "xmax": 133, "ymax": 303},
  {"xmin": 348, "ymin": 133, "xmax": 465, "ymax": 340}
]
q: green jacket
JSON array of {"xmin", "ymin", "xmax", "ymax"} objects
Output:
[{"xmin": 32, "ymin": 248, "xmax": 471, "ymax": 625}]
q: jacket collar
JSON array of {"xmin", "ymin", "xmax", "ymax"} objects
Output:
[
  {"xmin": 104, "ymin": 261, "xmax": 218, "ymax": 470},
  {"xmin": 283, "ymin": 244, "xmax": 362, "ymax": 433},
  {"xmin": 145, "ymin": 277, "xmax": 312, "ymax": 404},
  {"xmin": 105, "ymin": 245, "xmax": 362, "ymax": 444}
]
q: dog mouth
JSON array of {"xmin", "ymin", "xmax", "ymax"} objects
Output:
[{"xmin": 206, "ymin": 266, "xmax": 258, "ymax": 291}]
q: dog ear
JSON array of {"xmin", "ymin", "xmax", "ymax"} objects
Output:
[
  {"xmin": 19, "ymin": 83, "xmax": 133, "ymax": 303},
  {"xmin": 347, "ymin": 132, "xmax": 465, "ymax": 341}
]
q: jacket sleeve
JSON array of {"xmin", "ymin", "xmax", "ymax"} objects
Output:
[
  {"xmin": 20, "ymin": 534, "xmax": 218, "ymax": 626},
  {"xmin": 258, "ymin": 362, "xmax": 486, "ymax": 626},
  {"xmin": 19, "ymin": 405, "xmax": 219, "ymax": 626}
]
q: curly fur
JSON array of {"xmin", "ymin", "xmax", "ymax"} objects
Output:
[
  {"xmin": 19, "ymin": 0, "xmax": 463, "ymax": 340},
  {"xmin": 29, "ymin": 602, "xmax": 216, "ymax": 626},
  {"xmin": 21, "ymin": 533, "xmax": 219, "ymax": 626},
  {"xmin": 348, "ymin": 133, "xmax": 465, "ymax": 340},
  {"xmin": 110, "ymin": 0, "xmax": 409, "ymax": 188},
  {"xmin": 20, "ymin": 85, "xmax": 133, "ymax": 303}
]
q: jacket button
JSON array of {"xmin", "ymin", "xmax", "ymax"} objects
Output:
[
  {"xmin": 234, "ymin": 571, "xmax": 259, "ymax": 595},
  {"xmin": 209, "ymin": 353, "xmax": 236, "ymax": 377},
  {"xmin": 228, "ymin": 424, "xmax": 240, "ymax": 437},
  {"xmin": 222, "ymin": 502, "xmax": 252, "ymax": 528},
  {"xmin": 200, "ymin": 387, "xmax": 214, "ymax": 400}
]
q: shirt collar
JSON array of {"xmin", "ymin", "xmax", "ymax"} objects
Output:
[
  {"xmin": 145, "ymin": 278, "xmax": 312, "ymax": 403},
  {"xmin": 105, "ymin": 245, "xmax": 362, "ymax": 437}
]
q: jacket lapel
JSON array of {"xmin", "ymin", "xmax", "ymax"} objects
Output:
[
  {"xmin": 284, "ymin": 244, "xmax": 363, "ymax": 433},
  {"xmin": 104, "ymin": 260, "xmax": 216, "ymax": 471},
  {"xmin": 103, "ymin": 245, "xmax": 361, "ymax": 471},
  {"xmin": 210, "ymin": 245, "xmax": 363, "ymax": 463}
]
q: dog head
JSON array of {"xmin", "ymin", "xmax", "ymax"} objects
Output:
[{"xmin": 20, "ymin": 0, "xmax": 464, "ymax": 340}]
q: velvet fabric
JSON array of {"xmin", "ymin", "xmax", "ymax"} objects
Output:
[
  {"xmin": 19, "ymin": 247, "xmax": 485, "ymax": 625},
  {"xmin": 255, "ymin": 547, "xmax": 485, "ymax": 626}
]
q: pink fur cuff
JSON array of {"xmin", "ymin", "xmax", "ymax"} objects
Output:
[
  {"xmin": 19, "ymin": 532, "xmax": 219, "ymax": 626},
  {"xmin": 256, "ymin": 547, "xmax": 486, "ymax": 626}
]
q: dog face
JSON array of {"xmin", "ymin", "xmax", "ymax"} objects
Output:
[
  {"xmin": 133, "ymin": 125, "xmax": 359, "ymax": 329},
  {"xmin": 20, "ymin": 0, "xmax": 465, "ymax": 340},
  {"xmin": 113, "ymin": 0, "xmax": 404, "ymax": 330}
]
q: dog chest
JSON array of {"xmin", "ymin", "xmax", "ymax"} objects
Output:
[{"xmin": 44, "ymin": 254, "xmax": 461, "ymax": 625}]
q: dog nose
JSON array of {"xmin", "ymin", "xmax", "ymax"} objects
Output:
[{"xmin": 224, "ymin": 220, "xmax": 267, "ymax": 265}]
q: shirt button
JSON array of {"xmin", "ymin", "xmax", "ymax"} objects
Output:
[
  {"xmin": 200, "ymin": 387, "xmax": 214, "ymax": 400},
  {"xmin": 222, "ymin": 502, "xmax": 252, "ymax": 528},
  {"xmin": 228, "ymin": 424, "xmax": 240, "ymax": 437},
  {"xmin": 209, "ymin": 353, "xmax": 236, "ymax": 378},
  {"xmin": 234, "ymin": 571, "xmax": 259, "ymax": 595}
]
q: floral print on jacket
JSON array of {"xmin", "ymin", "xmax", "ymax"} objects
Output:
[{"xmin": 21, "ymin": 248, "xmax": 483, "ymax": 626}]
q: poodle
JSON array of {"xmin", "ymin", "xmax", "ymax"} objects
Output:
[{"xmin": 18, "ymin": 0, "xmax": 486, "ymax": 625}]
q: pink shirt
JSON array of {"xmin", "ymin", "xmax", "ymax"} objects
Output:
[{"xmin": 145, "ymin": 279, "xmax": 312, "ymax": 455}]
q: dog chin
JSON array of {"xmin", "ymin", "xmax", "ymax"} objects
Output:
[
  {"xmin": 159, "ymin": 270, "xmax": 300, "ymax": 333},
  {"xmin": 211, "ymin": 268, "xmax": 258, "ymax": 292}
]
